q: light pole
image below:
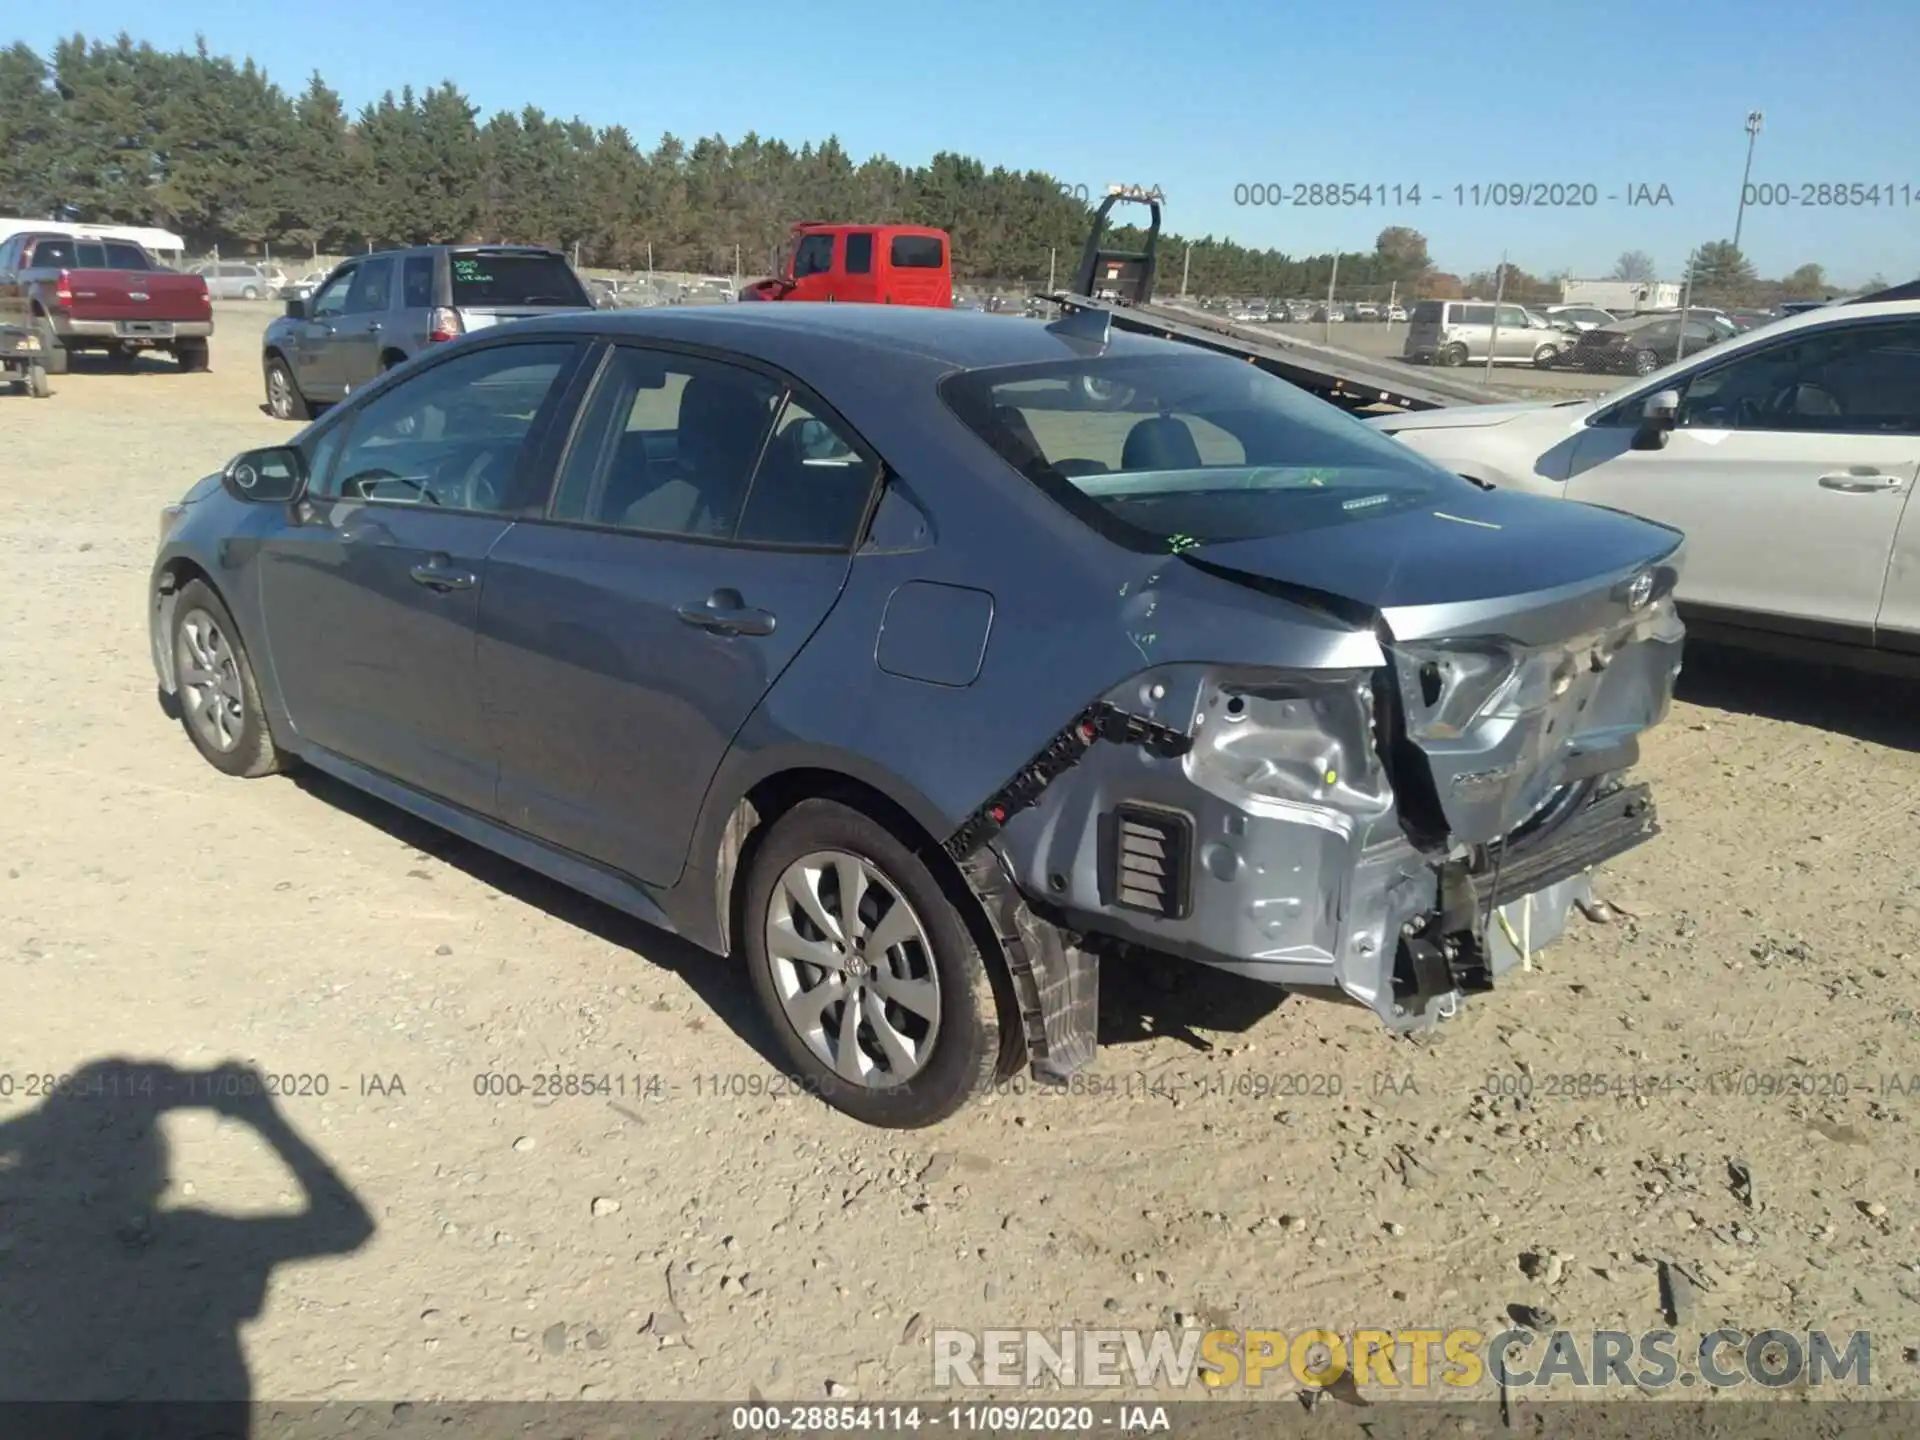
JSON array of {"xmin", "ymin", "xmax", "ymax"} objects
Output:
[{"xmin": 1732, "ymin": 110, "xmax": 1763, "ymax": 251}]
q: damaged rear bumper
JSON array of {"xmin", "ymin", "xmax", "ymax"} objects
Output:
[{"xmin": 948, "ymin": 604, "xmax": 1679, "ymax": 1083}]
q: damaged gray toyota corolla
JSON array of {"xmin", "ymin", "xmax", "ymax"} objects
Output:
[{"xmin": 149, "ymin": 304, "xmax": 1683, "ymax": 1128}]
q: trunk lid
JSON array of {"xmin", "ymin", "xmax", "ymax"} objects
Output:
[
  {"xmin": 1186, "ymin": 486, "xmax": 1686, "ymax": 846},
  {"xmin": 61, "ymin": 269, "xmax": 208, "ymax": 323}
]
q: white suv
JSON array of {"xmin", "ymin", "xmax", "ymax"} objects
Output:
[{"xmin": 1369, "ymin": 297, "xmax": 1920, "ymax": 671}]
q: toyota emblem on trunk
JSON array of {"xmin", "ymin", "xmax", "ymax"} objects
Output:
[{"xmin": 1626, "ymin": 571, "xmax": 1654, "ymax": 610}]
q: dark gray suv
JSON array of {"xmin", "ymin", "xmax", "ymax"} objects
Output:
[
  {"xmin": 260, "ymin": 244, "xmax": 594, "ymax": 420},
  {"xmin": 157, "ymin": 304, "xmax": 1685, "ymax": 1128}
]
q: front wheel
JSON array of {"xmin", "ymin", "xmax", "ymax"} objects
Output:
[
  {"xmin": 1632, "ymin": 348, "xmax": 1659, "ymax": 376},
  {"xmin": 742, "ymin": 799, "xmax": 1003, "ymax": 1128},
  {"xmin": 241, "ymin": 286, "xmax": 260, "ymax": 301},
  {"xmin": 25, "ymin": 363, "xmax": 50, "ymax": 398},
  {"xmin": 1532, "ymin": 344, "xmax": 1558, "ymax": 369},
  {"xmin": 169, "ymin": 579, "xmax": 290, "ymax": 779}
]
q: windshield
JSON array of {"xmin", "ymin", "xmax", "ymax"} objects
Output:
[
  {"xmin": 940, "ymin": 351, "xmax": 1476, "ymax": 552},
  {"xmin": 448, "ymin": 251, "xmax": 590, "ymax": 307}
]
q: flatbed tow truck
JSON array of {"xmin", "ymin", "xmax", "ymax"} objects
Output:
[{"xmin": 1045, "ymin": 186, "xmax": 1504, "ymax": 415}]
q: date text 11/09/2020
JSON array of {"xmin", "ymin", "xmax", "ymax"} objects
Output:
[{"xmin": 1232, "ymin": 182, "xmax": 1675, "ymax": 208}]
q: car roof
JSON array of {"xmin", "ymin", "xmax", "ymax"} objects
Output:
[{"xmin": 493, "ymin": 303, "xmax": 1185, "ymax": 374}]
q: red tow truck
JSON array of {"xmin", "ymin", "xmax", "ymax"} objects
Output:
[
  {"xmin": 739, "ymin": 222, "xmax": 952, "ymax": 307},
  {"xmin": 0, "ymin": 231, "xmax": 212, "ymax": 373}
]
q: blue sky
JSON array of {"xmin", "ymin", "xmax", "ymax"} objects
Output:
[{"xmin": 24, "ymin": 0, "xmax": 1919, "ymax": 284}]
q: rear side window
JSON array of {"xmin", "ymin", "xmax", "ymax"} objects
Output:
[
  {"xmin": 890, "ymin": 235, "xmax": 944, "ymax": 268},
  {"xmin": 1455, "ymin": 304, "xmax": 1495, "ymax": 326},
  {"xmin": 550, "ymin": 346, "xmax": 784, "ymax": 540},
  {"xmin": 449, "ymin": 252, "xmax": 591, "ymax": 308},
  {"xmin": 345, "ymin": 258, "xmax": 394, "ymax": 315},
  {"xmin": 844, "ymin": 233, "xmax": 874, "ymax": 275},
  {"xmin": 402, "ymin": 255, "xmax": 435, "ymax": 308}
]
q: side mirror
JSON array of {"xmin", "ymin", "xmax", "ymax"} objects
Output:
[
  {"xmin": 283, "ymin": 296, "xmax": 307, "ymax": 320},
  {"xmin": 1632, "ymin": 390, "xmax": 1680, "ymax": 450},
  {"xmin": 223, "ymin": 446, "xmax": 307, "ymax": 503}
]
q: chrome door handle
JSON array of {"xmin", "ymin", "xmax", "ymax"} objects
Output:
[
  {"xmin": 676, "ymin": 598, "xmax": 776, "ymax": 636},
  {"xmin": 409, "ymin": 563, "xmax": 475, "ymax": 591},
  {"xmin": 1818, "ymin": 471, "xmax": 1904, "ymax": 492}
]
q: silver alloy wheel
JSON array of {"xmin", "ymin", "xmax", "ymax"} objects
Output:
[
  {"xmin": 267, "ymin": 365, "xmax": 293, "ymax": 418},
  {"xmin": 175, "ymin": 607, "xmax": 246, "ymax": 752},
  {"xmin": 766, "ymin": 849, "xmax": 941, "ymax": 1087}
]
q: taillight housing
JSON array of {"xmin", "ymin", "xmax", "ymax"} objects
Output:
[
  {"xmin": 428, "ymin": 307, "xmax": 463, "ymax": 343},
  {"xmin": 53, "ymin": 270, "xmax": 72, "ymax": 308}
]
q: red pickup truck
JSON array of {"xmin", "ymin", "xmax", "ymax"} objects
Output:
[
  {"xmin": 739, "ymin": 222, "xmax": 953, "ymax": 307},
  {"xmin": 0, "ymin": 231, "xmax": 213, "ymax": 373}
]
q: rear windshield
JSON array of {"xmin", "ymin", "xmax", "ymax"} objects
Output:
[
  {"xmin": 449, "ymin": 252, "xmax": 590, "ymax": 307},
  {"xmin": 939, "ymin": 351, "xmax": 1473, "ymax": 551},
  {"xmin": 889, "ymin": 235, "xmax": 944, "ymax": 269},
  {"xmin": 1409, "ymin": 302, "xmax": 1444, "ymax": 324}
]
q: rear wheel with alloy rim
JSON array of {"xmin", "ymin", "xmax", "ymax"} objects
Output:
[
  {"xmin": 1440, "ymin": 343, "xmax": 1468, "ymax": 367},
  {"xmin": 743, "ymin": 799, "xmax": 1002, "ymax": 1127},
  {"xmin": 265, "ymin": 356, "xmax": 311, "ymax": 420},
  {"xmin": 169, "ymin": 579, "xmax": 289, "ymax": 778}
]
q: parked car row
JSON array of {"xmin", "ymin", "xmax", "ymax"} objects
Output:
[{"xmin": 187, "ymin": 261, "xmax": 291, "ymax": 300}]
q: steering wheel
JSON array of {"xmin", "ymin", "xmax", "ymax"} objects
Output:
[
  {"xmin": 426, "ymin": 445, "xmax": 505, "ymax": 511},
  {"xmin": 458, "ymin": 448, "xmax": 507, "ymax": 511},
  {"xmin": 1765, "ymin": 381, "xmax": 1842, "ymax": 419},
  {"xmin": 338, "ymin": 467, "xmax": 420, "ymax": 500}
]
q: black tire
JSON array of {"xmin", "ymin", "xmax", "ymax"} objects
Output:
[
  {"xmin": 241, "ymin": 285, "xmax": 260, "ymax": 301},
  {"xmin": 1440, "ymin": 343, "xmax": 1468, "ymax": 367},
  {"xmin": 264, "ymin": 355, "xmax": 311, "ymax": 420},
  {"xmin": 169, "ymin": 579, "xmax": 289, "ymax": 779},
  {"xmin": 26, "ymin": 363, "xmax": 50, "ymax": 399},
  {"xmin": 1532, "ymin": 344, "xmax": 1558, "ymax": 369},
  {"xmin": 1632, "ymin": 349, "xmax": 1659, "ymax": 376},
  {"xmin": 33, "ymin": 315, "xmax": 67, "ymax": 375},
  {"xmin": 177, "ymin": 339, "xmax": 210, "ymax": 373},
  {"xmin": 742, "ymin": 799, "xmax": 1002, "ymax": 1128}
]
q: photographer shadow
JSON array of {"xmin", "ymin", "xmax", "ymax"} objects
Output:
[{"xmin": 0, "ymin": 1059, "xmax": 375, "ymax": 1438}]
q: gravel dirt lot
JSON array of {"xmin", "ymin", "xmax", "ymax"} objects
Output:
[{"xmin": 2, "ymin": 305, "xmax": 1917, "ymax": 1412}]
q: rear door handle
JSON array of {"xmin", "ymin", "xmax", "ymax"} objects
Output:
[
  {"xmin": 676, "ymin": 591, "xmax": 776, "ymax": 636},
  {"xmin": 365, "ymin": 321, "xmax": 382, "ymax": 333},
  {"xmin": 1818, "ymin": 470, "xmax": 1904, "ymax": 492},
  {"xmin": 409, "ymin": 561, "xmax": 475, "ymax": 592}
]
